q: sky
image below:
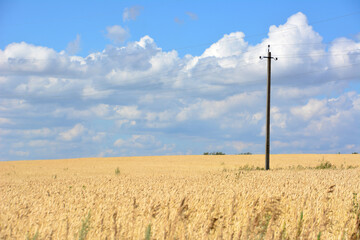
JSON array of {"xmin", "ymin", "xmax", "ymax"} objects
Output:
[{"xmin": 0, "ymin": 0, "xmax": 360, "ymax": 160}]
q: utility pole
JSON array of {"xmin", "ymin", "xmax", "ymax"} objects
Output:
[{"xmin": 260, "ymin": 45, "xmax": 278, "ymax": 170}]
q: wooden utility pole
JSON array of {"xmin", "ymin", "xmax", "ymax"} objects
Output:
[{"xmin": 260, "ymin": 45, "xmax": 277, "ymax": 170}]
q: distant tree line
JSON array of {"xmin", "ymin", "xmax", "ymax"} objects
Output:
[
  {"xmin": 203, "ymin": 152, "xmax": 253, "ymax": 155},
  {"xmin": 238, "ymin": 152, "xmax": 252, "ymax": 155},
  {"xmin": 203, "ymin": 152, "xmax": 226, "ymax": 155}
]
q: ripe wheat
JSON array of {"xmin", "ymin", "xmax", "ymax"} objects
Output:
[{"xmin": 0, "ymin": 154, "xmax": 359, "ymax": 239}]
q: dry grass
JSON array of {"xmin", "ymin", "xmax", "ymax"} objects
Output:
[{"xmin": 0, "ymin": 154, "xmax": 360, "ymax": 239}]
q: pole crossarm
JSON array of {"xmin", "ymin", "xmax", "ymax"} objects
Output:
[{"xmin": 259, "ymin": 45, "xmax": 278, "ymax": 170}]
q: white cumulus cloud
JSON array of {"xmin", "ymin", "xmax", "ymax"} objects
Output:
[
  {"xmin": 66, "ymin": 34, "xmax": 81, "ymax": 55},
  {"xmin": 59, "ymin": 123, "xmax": 86, "ymax": 141},
  {"xmin": 123, "ymin": 5, "xmax": 143, "ymax": 21},
  {"xmin": 202, "ymin": 32, "xmax": 248, "ymax": 58},
  {"xmin": 291, "ymin": 99, "xmax": 329, "ymax": 121},
  {"xmin": 1, "ymin": 12, "xmax": 359, "ymax": 160},
  {"xmin": 106, "ymin": 25, "xmax": 129, "ymax": 44}
]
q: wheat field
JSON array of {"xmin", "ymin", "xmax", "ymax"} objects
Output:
[{"xmin": 1, "ymin": 154, "xmax": 360, "ymax": 239}]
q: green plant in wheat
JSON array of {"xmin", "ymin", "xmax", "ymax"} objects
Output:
[
  {"xmin": 351, "ymin": 193, "xmax": 360, "ymax": 239},
  {"xmin": 115, "ymin": 167, "xmax": 120, "ymax": 175},
  {"xmin": 279, "ymin": 222, "xmax": 288, "ymax": 240},
  {"xmin": 145, "ymin": 224, "xmax": 152, "ymax": 240},
  {"xmin": 317, "ymin": 231, "xmax": 322, "ymax": 240},
  {"xmin": 26, "ymin": 231, "xmax": 39, "ymax": 240},
  {"xmin": 77, "ymin": 211, "xmax": 91, "ymax": 240},
  {"xmin": 315, "ymin": 161, "xmax": 335, "ymax": 169},
  {"xmin": 296, "ymin": 211, "xmax": 304, "ymax": 240},
  {"xmin": 258, "ymin": 214, "xmax": 271, "ymax": 240},
  {"xmin": 238, "ymin": 165, "xmax": 265, "ymax": 171}
]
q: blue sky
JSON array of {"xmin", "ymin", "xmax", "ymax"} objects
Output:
[
  {"xmin": 0, "ymin": 0, "xmax": 360, "ymax": 160},
  {"xmin": 1, "ymin": 0, "xmax": 359, "ymax": 56}
]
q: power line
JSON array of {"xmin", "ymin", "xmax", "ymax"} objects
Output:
[
  {"xmin": 277, "ymin": 62, "xmax": 360, "ymax": 79},
  {"xmin": 277, "ymin": 51, "xmax": 360, "ymax": 58},
  {"xmin": 1, "ymin": 61, "xmax": 359, "ymax": 101},
  {"xmin": 2, "ymin": 11, "xmax": 359, "ymax": 62},
  {"xmin": 3, "ymin": 49, "xmax": 360, "ymax": 79},
  {"xmin": 3, "ymin": 39, "xmax": 358, "ymax": 63},
  {"xmin": 2, "ymin": 49, "xmax": 359, "ymax": 97},
  {"xmin": 309, "ymin": 11, "xmax": 360, "ymax": 25},
  {"xmin": 161, "ymin": 11, "xmax": 360, "ymax": 52}
]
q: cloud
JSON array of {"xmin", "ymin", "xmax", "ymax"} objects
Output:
[
  {"xmin": 291, "ymin": 99, "xmax": 328, "ymax": 121},
  {"xmin": 0, "ymin": 42, "xmax": 57, "ymax": 73},
  {"xmin": 123, "ymin": 5, "xmax": 143, "ymax": 21},
  {"xmin": 92, "ymin": 132, "xmax": 106, "ymax": 142},
  {"xmin": 106, "ymin": 25, "xmax": 129, "ymax": 44},
  {"xmin": 271, "ymin": 107, "xmax": 287, "ymax": 129},
  {"xmin": 66, "ymin": 34, "xmax": 81, "ymax": 55},
  {"xmin": 176, "ymin": 91, "xmax": 262, "ymax": 121},
  {"xmin": 185, "ymin": 11, "xmax": 198, "ymax": 20},
  {"xmin": 9, "ymin": 150, "xmax": 29, "ymax": 157},
  {"xmin": 82, "ymin": 86, "xmax": 113, "ymax": 99},
  {"xmin": 228, "ymin": 141, "xmax": 261, "ymax": 153},
  {"xmin": 113, "ymin": 138, "xmax": 125, "ymax": 147},
  {"xmin": 328, "ymin": 37, "xmax": 360, "ymax": 79},
  {"xmin": 59, "ymin": 123, "xmax": 85, "ymax": 141},
  {"xmin": 98, "ymin": 149, "xmax": 115, "ymax": 158},
  {"xmin": 0, "ymin": 117, "xmax": 13, "ymax": 125},
  {"xmin": 202, "ymin": 32, "xmax": 248, "ymax": 58},
  {"xmin": 28, "ymin": 140, "xmax": 52, "ymax": 147},
  {"xmin": 0, "ymin": 42, "xmax": 87, "ymax": 77},
  {"xmin": 116, "ymin": 119, "xmax": 136, "ymax": 128},
  {"xmin": 1, "ymin": 12, "xmax": 360, "ymax": 160},
  {"xmin": 114, "ymin": 105, "xmax": 141, "ymax": 119},
  {"xmin": 174, "ymin": 17, "xmax": 184, "ymax": 25},
  {"xmin": 23, "ymin": 128, "xmax": 53, "ymax": 138},
  {"xmin": 174, "ymin": 11, "xmax": 198, "ymax": 25},
  {"xmin": 114, "ymin": 135, "xmax": 161, "ymax": 149}
]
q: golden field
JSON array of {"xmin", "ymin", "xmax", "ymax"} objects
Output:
[{"xmin": 1, "ymin": 154, "xmax": 360, "ymax": 239}]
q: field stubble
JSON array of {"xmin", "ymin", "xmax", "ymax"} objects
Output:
[{"xmin": 0, "ymin": 154, "xmax": 360, "ymax": 239}]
